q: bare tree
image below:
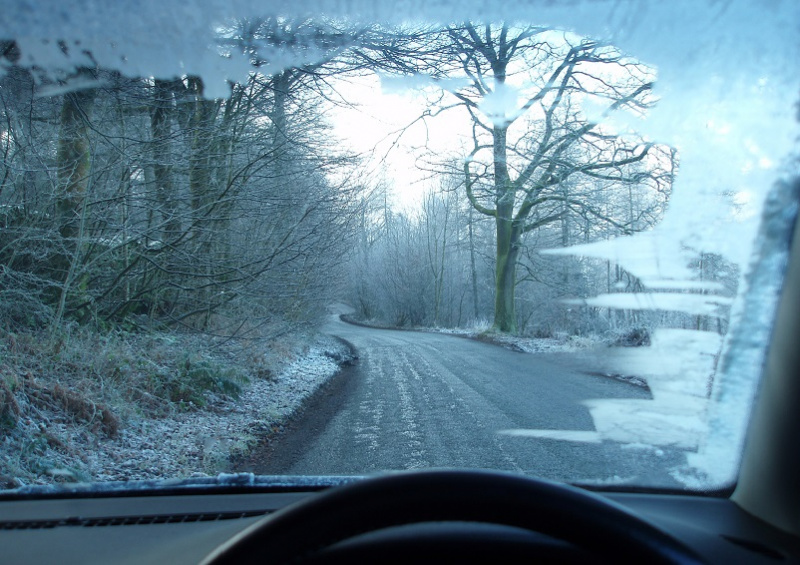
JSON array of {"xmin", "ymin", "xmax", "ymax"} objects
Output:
[
  {"xmin": 421, "ymin": 23, "xmax": 673, "ymax": 332},
  {"xmin": 0, "ymin": 20, "xmax": 369, "ymax": 336}
]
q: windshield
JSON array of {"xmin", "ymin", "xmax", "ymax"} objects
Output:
[{"xmin": 0, "ymin": 0, "xmax": 798, "ymax": 494}]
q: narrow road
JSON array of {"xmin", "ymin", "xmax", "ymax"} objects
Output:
[{"xmin": 242, "ymin": 311, "xmax": 684, "ymax": 488}]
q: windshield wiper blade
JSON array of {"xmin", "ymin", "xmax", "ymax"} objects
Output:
[{"xmin": 0, "ymin": 473, "xmax": 363, "ymax": 500}]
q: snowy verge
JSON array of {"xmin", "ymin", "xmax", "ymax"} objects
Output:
[
  {"xmin": 89, "ymin": 335, "xmax": 354, "ymax": 483},
  {"xmin": 1, "ymin": 334, "xmax": 354, "ymax": 487},
  {"xmin": 340, "ymin": 314, "xmax": 604, "ymax": 354},
  {"xmin": 440, "ymin": 328, "xmax": 603, "ymax": 355}
]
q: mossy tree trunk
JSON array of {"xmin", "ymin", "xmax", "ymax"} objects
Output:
[
  {"xmin": 150, "ymin": 79, "xmax": 182, "ymax": 247},
  {"xmin": 53, "ymin": 80, "xmax": 97, "ymax": 324},
  {"xmin": 56, "ymin": 86, "xmax": 97, "ymax": 240},
  {"xmin": 492, "ymin": 123, "xmax": 520, "ymax": 333}
]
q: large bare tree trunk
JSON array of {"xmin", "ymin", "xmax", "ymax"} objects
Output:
[
  {"xmin": 187, "ymin": 78, "xmax": 219, "ymax": 238},
  {"xmin": 492, "ymin": 122, "xmax": 519, "ymax": 333},
  {"xmin": 53, "ymin": 83, "xmax": 97, "ymax": 325},
  {"xmin": 56, "ymin": 87, "xmax": 97, "ymax": 239},
  {"xmin": 494, "ymin": 218, "xmax": 520, "ymax": 333},
  {"xmin": 150, "ymin": 79, "xmax": 181, "ymax": 245}
]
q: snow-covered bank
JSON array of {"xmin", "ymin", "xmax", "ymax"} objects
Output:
[
  {"xmin": 1, "ymin": 334, "xmax": 354, "ymax": 487},
  {"xmin": 89, "ymin": 335, "xmax": 353, "ymax": 483},
  {"xmin": 435, "ymin": 327, "xmax": 602, "ymax": 354}
]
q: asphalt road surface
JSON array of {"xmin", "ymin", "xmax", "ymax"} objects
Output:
[{"xmin": 242, "ymin": 311, "xmax": 685, "ymax": 488}]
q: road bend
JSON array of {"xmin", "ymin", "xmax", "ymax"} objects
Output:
[{"xmin": 242, "ymin": 310, "xmax": 684, "ymax": 487}]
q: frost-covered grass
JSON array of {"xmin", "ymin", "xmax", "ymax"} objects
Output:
[
  {"xmin": 483, "ymin": 331, "xmax": 605, "ymax": 354},
  {"xmin": 422, "ymin": 325, "xmax": 608, "ymax": 354},
  {"xmin": 0, "ymin": 327, "xmax": 351, "ymax": 488}
]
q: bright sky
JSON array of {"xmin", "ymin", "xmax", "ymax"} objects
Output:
[{"xmin": 327, "ymin": 72, "xmax": 471, "ymax": 211}]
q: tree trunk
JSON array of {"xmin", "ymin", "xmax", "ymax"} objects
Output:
[
  {"xmin": 468, "ymin": 206, "xmax": 480, "ymax": 321},
  {"xmin": 187, "ymin": 78, "xmax": 218, "ymax": 236},
  {"xmin": 148, "ymin": 79, "xmax": 182, "ymax": 317},
  {"xmin": 186, "ymin": 77, "xmax": 220, "ymax": 328},
  {"xmin": 56, "ymin": 87, "xmax": 97, "ymax": 239},
  {"xmin": 150, "ymin": 79, "xmax": 181, "ymax": 245},
  {"xmin": 494, "ymin": 215, "xmax": 519, "ymax": 333},
  {"xmin": 211, "ymin": 87, "xmax": 241, "ymax": 272},
  {"xmin": 53, "ymin": 83, "xmax": 97, "ymax": 325},
  {"xmin": 492, "ymin": 122, "xmax": 518, "ymax": 333}
]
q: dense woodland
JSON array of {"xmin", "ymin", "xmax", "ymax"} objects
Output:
[{"xmin": 0, "ymin": 20, "xmax": 736, "ymax": 341}]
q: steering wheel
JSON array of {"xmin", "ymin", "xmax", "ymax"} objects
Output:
[{"xmin": 201, "ymin": 469, "xmax": 705, "ymax": 564}]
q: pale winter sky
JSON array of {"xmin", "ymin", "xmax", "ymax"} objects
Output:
[{"xmin": 327, "ymin": 72, "xmax": 474, "ymax": 211}]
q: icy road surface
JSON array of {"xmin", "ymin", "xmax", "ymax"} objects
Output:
[{"xmin": 242, "ymin": 312, "xmax": 686, "ymax": 488}]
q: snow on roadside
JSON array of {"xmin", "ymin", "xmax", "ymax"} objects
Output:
[
  {"xmin": 431, "ymin": 327, "xmax": 603, "ymax": 354},
  {"xmin": 52, "ymin": 335, "xmax": 352, "ymax": 485},
  {"xmin": 343, "ymin": 313, "xmax": 621, "ymax": 355}
]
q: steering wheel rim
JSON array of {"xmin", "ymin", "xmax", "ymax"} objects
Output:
[{"xmin": 201, "ymin": 469, "xmax": 706, "ymax": 565}]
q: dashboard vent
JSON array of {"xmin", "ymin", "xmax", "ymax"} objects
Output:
[{"xmin": 0, "ymin": 510, "xmax": 269, "ymax": 530}]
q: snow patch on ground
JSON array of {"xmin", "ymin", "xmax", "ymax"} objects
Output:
[
  {"xmin": 340, "ymin": 314, "xmax": 604, "ymax": 354},
  {"xmin": 430, "ymin": 327, "xmax": 603, "ymax": 354},
  {"xmin": 8, "ymin": 335, "xmax": 352, "ymax": 486}
]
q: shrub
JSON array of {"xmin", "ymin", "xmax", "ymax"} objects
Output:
[
  {"xmin": 612, "ymin": 327, "xmax": 651, "ymax": 347},
  {"xmin": 0, "ymin": 376, "xmax": 20, "ymax": 431},
  {"xmin": 146, "ymin": 355, "xmax": 247, "ymax": 409}
]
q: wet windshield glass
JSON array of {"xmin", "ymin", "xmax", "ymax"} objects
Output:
[{"xmin": 0, "ymin": 0, "xmax": 798, "ymax": 492}]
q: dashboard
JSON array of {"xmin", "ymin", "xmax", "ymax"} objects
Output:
[{"xmin": 2, "ymin": 474, "xmax": 800, "ymax": 564}]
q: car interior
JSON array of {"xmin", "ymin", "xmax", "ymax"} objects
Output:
[
  {"xmin": 2, "ymin": 307, "xmax": 800, "ymax": 565},
  {"xmin": 1, "ymin": 1, "xmax": 799, "ymax": 563}
]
